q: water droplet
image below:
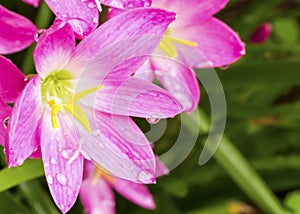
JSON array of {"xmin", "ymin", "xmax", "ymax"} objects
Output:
[
  {"xmin": 98, "ymin": 142, "xmax": 104, "ymax": 148},
  {"xmin": 34, "ymin": 29, "xmax": 45, "ymax": 42},
  {"xmin": 3, "ymin": 117, "xmax": 9, "ymax": 129},
  {"xmin": 33, "ymin": 147, "xmax": 38, "ymax": 152},
  {"xmin": 67, "ymin": 150, "xmax": 80, "ymax": 165},
  {"xmin": 137, "ymin": 170, "xmax": 154, "ymax": 183},
  {"xmin": 91, "ymin": 130, "xmax": 100, "ymax": 137},
  {"xmin": 144, "ymin": 1, "xmax": 151, "ymax": 6},
  {"xmin": 47, "ymin": 175, "xmax": 54, "ymax": 184},
  {"xmin": 56, "ymin": 173, "xmax": 67, "ymax": 186},
  {"xmin": 50, "ymin": 157, "xmax": 56, "ymax": 165},
  {"xmin": 146, "ymin": 115, "xmax": 161, "ymax": 124},
  {"xmin": 92, "ymin": 17, "xmax": 98, "ymax": 24},
  {"xmin": 61, "ymin": 149, "xmax": 73, "ymax": 159},
  {"xmin": 9, "ymin": 148, "xmax": 14, "ymax": 154},
  {"xmin": 219, "ymin": 65, "xmax": 230, "ymax": 70},
  {"xmin": 87, "ymin": 2, "xmax": 96, "ymax": 8}
]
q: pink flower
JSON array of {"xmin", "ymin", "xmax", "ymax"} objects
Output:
[
  {"xmin": 249, "ymin": 22, "xmax": 272, "ymax": 44},
  {"xmin": 44, "ymin": 0, "xmax": 152, "ymax": 39},
  {"xmin": 80, "ymin": 160, "xmax": 166, "ymax": 214},
  {"xmin": 110, "ymin": 0, "xmax": 245, "ymax": 113},
  {"xmin": 0, "ymin": 5, "xmax": 37, "ymax": 54},
  {"xmin": 6, "ymin": 8, "xmax": 182, "ymax": 213}
]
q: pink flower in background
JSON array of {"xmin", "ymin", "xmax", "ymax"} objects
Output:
[
  {"xmin": 44, "ymin": 0, "xmax": 152, "ymax": 39},
  {"xmin": 6, "ymin": 8, "xmax": 181, "ymax": 213},
  {"xmin": 110, "ymin": 0, "xmax": 245, "ymax": 113},
  {"xmin": 0, "ymin": 5, "xmax": 37, "ymax": 54},
  {"xmin": 249, "ymin": 22, "xmax": 272, "ymax": 44},
  {"xmin": 80, "ymin": 160, "xmax": 165, "ymax": 214},
  {"xmin": 0, "ymin": 56, "xmax": 26, "ymax": 146}
]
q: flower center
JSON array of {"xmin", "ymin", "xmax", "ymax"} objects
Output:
[
  {"xmin": 92, "ymin": 164, "xmax": 114, "ymax": 185},
  {"xmin": 41, "ymin": 70, "xmax": 102, "ymax": 132},
  {"xmin": 158, "ymin": 29, "xmax": 198, "ymax": 58}
]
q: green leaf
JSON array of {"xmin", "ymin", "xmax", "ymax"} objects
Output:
[
  {"xmin": 284, "ymin": 191, "xmax": 300, "ymax": 214},
  {"xmin": 273, "ymin": 18, "xmax": 299, "ymax": 44},
  {"xmin": 0, "ymin": 159, "xmax": 44, "ymax": 192}
]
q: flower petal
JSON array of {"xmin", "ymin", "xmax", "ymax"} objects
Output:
[
  {"xmin": 34, "ymin": 23, "xmax": 75, "ymax": 78},
  {"xmin": 0, "ymin": 99, "xmax": 11, "ymax": 146},
  {"xmin": 41, "ymin": 110, "xmax": 83, "ymax": 213},
  {"xmin": 152, "ymin": 0, "xmax": 229, "ymax": 28},
  {"xmin": 171, "ymin": 17, "xmax": 245, "ymax": 67},
  {"xmin": 100, "ymin": 0, "xmax": 151, "ymax": 9},
  {"xmin": 7, "ymin": 76, "xmax": 42, "ymax": 167},
  {"xmin": 68, "ymin": 8, "xmax": 175, "ymax": 70},
  {"xmin": 112, "ymin": 177, "xmax": 155, "ymax": 209},
  {"xmin": 80, "ymin": 170, "xmax": 115, "ymax": 214},
  {"xmin": 79, "ymin": 109, "xmax": 156, "ymax": 184},
  {"xmin": 0, "ymin": 5, "xmax": 36, "ymax": 54},
  {"xmin": 22, "ymin": 0, "xmax": 40, "ymax": 7},
  {"xmin": 44, "ymin": 0, "xmax": 99, "ymax": 38},
  {"xmin": 150, "ymin": 57, "xmax": 200, "ymax": 113},
  {"xmin": 94, "ymin": 77, "xmax": 183, "ymax": 118},
  {"xmin": 0, "ymin": 56, "xmax": 26, "ymax": 103}
]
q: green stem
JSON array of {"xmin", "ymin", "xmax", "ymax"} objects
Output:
[
  {"xmin": 21, "ymin": 2, "xmax": 53, "ymax": 74},
  {"xmin": 184, "ymin": 109, "xmax": 289, "ymax": 214}
]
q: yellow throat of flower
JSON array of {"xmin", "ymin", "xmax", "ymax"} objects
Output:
[
  {"xmin": 158, "ymin": 29, "xmax": 198, "ymax": 58},
  {"xmin": 92, "ymin": 164, "xmax": 114, "ymax": 185},
  {"xmin": 41, "ymin": 70, "xmax": 102, "ymax": 132}
]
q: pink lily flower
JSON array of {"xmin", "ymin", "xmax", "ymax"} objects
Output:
[
  {"xmin": 0, "ymin": 5, "xmax": 37, "ymax": 54},
  {"xmin": 7, "ymin": 8, "xmax": 181, "ymax": 213},
  {"xmin": 110, "ymin": 0, "xmax": 245, "ymax": 112},
  {"xmin": 80, "ymin": 159, "xmax": 168, "ymax": 213},
  {"xmin": 44, "ymin": 0, "xmax": 151, "ymax": 39}
]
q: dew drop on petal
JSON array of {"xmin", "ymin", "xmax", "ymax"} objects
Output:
[
  {"xmin": 92, "ymin": 17, "xmax": 98, "ymax": 24},
  {"xmin": 50, "ymin": 157, "xmax": 56, "ymax": 165},
  {"xmin": 98, "ymin": 142, "xmax": 104, "ymax": 148},
  {"xmin": 34, "ymin": 29, "xmax": 45, "ymax": 42},
  {"xmin": 87, "ymin": 2, "xmax": 96, "ymax": 8},
  {"xmin": 56, "ymin": 173, "xmax": 68, "ymax": 186},
  {"xmin": 47, "ymin": 175, "xmax": 54, "ymax": 184},
  {"xmin": 137, "ymin": 170, "xmax": 154, "ymax": 183},
  {"xmin": 219, "ymin": 65, "xmax": 230, "ymax": 70},
  {"xmin": 146, "ymin": 116, "xmax": 160, "ymax": 124},
  {"xmin": 3, "ymin": 117, "xmax": 9, "ymax": 129}
]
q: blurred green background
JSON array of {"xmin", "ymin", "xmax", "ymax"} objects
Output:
[{"xmin": 2, "ymin": 0, "xmax": 300, "ymax": 213}]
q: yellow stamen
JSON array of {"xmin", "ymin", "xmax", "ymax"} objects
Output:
[
  {"xmin": 48, "ymin": 100, "xmax": 61, "ymax": 129},
  {"xmin": 159, "ymin": 31, "xmax": 198, "ymax": 58},
  {"xmin": 92, "ymin": 164, "xmax": 114, "ymax": 185}
]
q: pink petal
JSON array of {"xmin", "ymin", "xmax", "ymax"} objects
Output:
[
  {"xmin": 101, "ymin": 0, "xmax": 151, "ymax": 9},
  {"xmin": 34, "ymin": 23, "xmax": 75, "ymax": 78},
  {"xmin": 79, "ymin": 109, "xmax": 156, "ymax": 184},
  {"xmin": 0, "ymin": 56, "xmax": 26, "ymax": 103},
  {"xmin": 80, "ymin": 165, "xmax": 115, "ymax": 214},
  {"xmin": 134, "ymin": 60, "xmax": 155, "ymax": 82},
  {"xmin": 0, "ymin": 99, "xmax": 11, "ymax": 146},
  {"xmin": 22, "ymin": 0, "xmax": 40, "ymax": 7},
  {"xmin": 41, "ymin": 111, "xmax": 83, "ymax": 213},
  {"xmin": 152, "ymin": 0, "xmax": 229, "ymax": 28},
  {"xmin": 155, "ymin": 156, "xmax": 169, "ymax": 177},
  {"xmin": 0, "ymin": 5, "xmax": 37, "ymax": 54},
  {"xmin": 112, "ymin": 177, "xmax": 155, "ymax": 209},
  {"xmin": 150, "ymin": 57, "xmax": 200, "ymax": 113},
  {"xmin": 94, "ymin": 77, "xmax": 183, "ymax": 118},
  {"xmin": 44, "ymin": 0, "xmax": 99, "ymax": 38},
  {"xmin": 7, "ymin": 76, "xmax": 42, "ymax": 167},
  {"xmin": 68, "ymin": 8, "xmax": 176, "ymax": 70},
  {"xmin": 171, "ymin": 17, "xmax": 245, "ymax": 67}
]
